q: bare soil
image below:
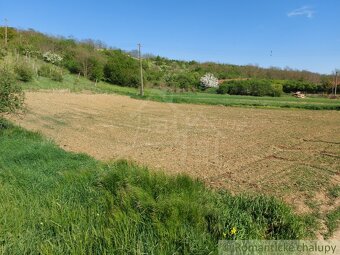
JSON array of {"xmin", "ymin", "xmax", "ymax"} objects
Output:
[{"xmin": 10, "ymin": 91, "xmax": 340, "ymax": 219}]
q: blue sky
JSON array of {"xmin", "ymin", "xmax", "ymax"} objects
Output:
[{"xmin": 0, "ymin": 0, "xmax": 339, "ymax": 74}]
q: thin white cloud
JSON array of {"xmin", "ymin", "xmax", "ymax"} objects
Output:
[{"xmin": 287, "ymin": 6, "xmax": 315, "ymax": 18}]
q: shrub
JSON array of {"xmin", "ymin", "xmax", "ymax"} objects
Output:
[
  {"xmin": 200, "ymin": 73, "xmax": 219, "ymax": 89},
  {"xmin": 50, "ymin": 70, "xmax": 63, "ymax": 82},
  {"xmin": 38, "ymin": 65, "xmax": 63, "ymax": 82},
  {"xmin": 0, "ymin": 68, "xmax": 24, "ymax": 113},
  {"xmin": 320, "ymin": 77, "xmax": 333, "ymax": 93},
  {"xmin": 88, "ymin": 57, "xmax": 104, "ymax": 81},
  {"xmin": 14, "ymin": 63, "xmax": 34, "ymax": 82},
  {"xmin": 63, "ymin": 56, "xmax": 82, "ymax": 74},
  {"xmin": 104, "ymin": 50, "xmax": 140, "ymax": 87},
  {"xmin": 165, "ymin": 73, "xmax": 199, "ymax": 90},
  {"xmin": 283, "ymin": 80, "xmax": 321, "ymax": 93},
  {"xmin": 249, "ymin": 80, "xmax": 274, "ymax": 96},
  {"xmin": 217, "ymin": 83, "xmax": 229, "ymax": 94},
  {"xmin": 175, "ymin": 74, "xmax": 194, "ymax": 90},
  {"xmin": 38, "ymin": 65, "xmax": 51, "ymax": 77},
  {"xmin": 271, "ymin": 83, "xmax": 283, "ymax": 97},
  {"xmin": 0, "ymin": 48, "xmax": 7, "ymax": 60},
  {"xmin": 43, "ymin": 51, "xmax": 63, "ymax": 64},
  {"xmin": 204, "ymin": 87, "xmax": 218, "ymax": 94},
  {"xmin": 218, "ymin": 79, "xmax": 283, "ymax": 97}
]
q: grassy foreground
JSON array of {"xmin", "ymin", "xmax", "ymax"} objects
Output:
[
  {"xmin": 0, "ymin": 119, "xmax": 315, "ymax": 254},
  {"xmin": 23, "ymin": 74, "xmax": 340, "ymax": 110}
]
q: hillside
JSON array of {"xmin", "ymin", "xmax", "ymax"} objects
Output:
[{"xmin": 0, "ymin": 27, "xmax": 335, "ymax": 94}]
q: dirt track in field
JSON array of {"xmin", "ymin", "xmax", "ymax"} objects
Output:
[{"xmin": 10, "ymin": 91, "xmax": 340, "ymax": 215}]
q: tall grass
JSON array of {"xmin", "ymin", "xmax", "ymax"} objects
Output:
[{"xmin": 0, "ymin": 119, "xmax": 314, "ymax": 254}]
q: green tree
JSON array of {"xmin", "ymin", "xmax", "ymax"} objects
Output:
[
  {"xmin": 88, "ymin": 57, "xmax": 104, "ymax": 81},
  {"xmin": 104, "ymin": 50, "xmax": 139, "ymax": 87}
]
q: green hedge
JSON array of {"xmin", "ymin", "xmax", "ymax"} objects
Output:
[
  {"xmin": 283, "ymin": 80, "xmax": 323, "ymax": 93},
  {"xmin": 217, "ymin": 79, "xmax": 283, "ymax": 97}
]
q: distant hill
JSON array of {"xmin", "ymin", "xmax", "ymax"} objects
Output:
[{"xmin": 0, "ymin": 27, "xmax": 334, "ymax": 92}]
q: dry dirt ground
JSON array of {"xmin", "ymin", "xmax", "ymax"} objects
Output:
[{"xmin": 10, "ymin": 91, "xmax": 340, "ymax": 233}]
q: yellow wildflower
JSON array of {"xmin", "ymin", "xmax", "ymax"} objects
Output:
[{"xmin": 230, "ymin": 227, "xmax": 237, "ymax": 235}]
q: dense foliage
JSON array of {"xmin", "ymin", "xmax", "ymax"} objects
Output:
[
  {"xmin": 163, "ymin": 72, "xmax": 200, "ymax": 90},
  {"xmin": 0, "ymin": 68, "xmax": 24, "ymax": 113},
  {"xmin": 217, "ymin": 79, "xmax": 283, "ymax": 97},
  {"xmin": 283, "ymin": 80, "xmax": 328, "ymax": 93},
  {"xmin": 103, "ymin": 50, "xmax": 139, "ymax": 87},
  {"xmin": 0, "ymin": 27, "xmax": 335, "ymax": 93},
  {"xmin": 14, "ymin": 62, "xmax": 35, "ymax": 82},
  {"xmin": 37, "ymin": 64, "xmax": 63, "ymax": 82}
]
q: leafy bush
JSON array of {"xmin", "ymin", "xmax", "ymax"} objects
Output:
[
  {"xmin": 38, "ymin": 64, "xmax": 51, "ymax": 77},
  {"xmin": 104, "ymin": 50, "xmax": 139, "ymax": 87},
  {"xmin": 50, "ymin": 70, "xmax": 63, "ymax": 82},
  {"xmin": 320, "ymin": 77, "xmax": 333, "ymax": 93},
  {"xmin": 200, "ymin": 73, "xmax": 219, "ymax": 89},
  {"xmin": 14, "ymin": 63, "xmax": 35, "ymax": 82},
  {"xmin": 217, "ymin": 83, "xmax": 229, "ymax": 94},
  {"xmin": 43, "ymin": 51, "xmax": 63, "ymax": 64},
  {"xmin": 218, "ymin": 79, "xmax": 283, "ymax": 97},
  {"xmin": 203, "ymin": 87, "xmax": 218, "ymax": 94},
  {"xmin": 0, "ymin": 48, "xmax": 7, "ymax": 60},
  {"xmin": 175, "ymin": 74, "xmax": 194, "ymax": 90},
  {"xmin": 38, "ymin": 65, "xmax": 63, "ymax": 82},
  {"xmin": 88, "ymin": 57, "xmax": 104, "ymax": 81},
  {"xmin": 0, "ymin": 68, "xmax": 24, "ymax": 113},
  {"xmin": 271, "ymin": 83, "xmax": 283, "ymax": 97},
  {"xmin": 283, "ymin": 80, "xmax": 321, "ymax": 93},
  {"xmin": 63, "ymin": 56, "xmax": 82, "ymax": 74},
  {"xmin": 164, "ymin": 73, "xmax": 199, "ymax": 90}
]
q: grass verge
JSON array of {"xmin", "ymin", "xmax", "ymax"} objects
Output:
[
  {"xmin": 22, "ymin": 75, "xmax": 340, "ymax": 110},
  {"xmin": 0, "ymin": 119, "xmax": 315, "ymax": 254}
]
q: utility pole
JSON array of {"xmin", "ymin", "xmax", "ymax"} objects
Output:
[
  {"xmin": 335, "ymin": 70, "xmax": 338, "ymax": 96},
  {"xmin": 138, "ymin": 43, "xmax": 144, "ymax": 96},
  {"xmin": 4, "ymin": 18, "xmax": 8, "ymax": 47}
]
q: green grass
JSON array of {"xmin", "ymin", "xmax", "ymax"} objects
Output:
[
  {"xmin": 23, "ymin": 74, "xmax": 138, "ymax": 95},
  {"xmin": 325, "ymin": 207, "xmax": 340, "ymax": 239},
  {"xmin": 23, "ymin": 74, "xmax": 340, "ymax": 110},
  {"xmin": 140, "ymin": 92, "xmax": 340, "ymax": 110},
  {"xmin": 328, "ymin": 185, "xmax": 340, "ymax": 198},
  {"xmin": 0, "ymin": 119, "xmax": 314, "ymax": 254}
]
